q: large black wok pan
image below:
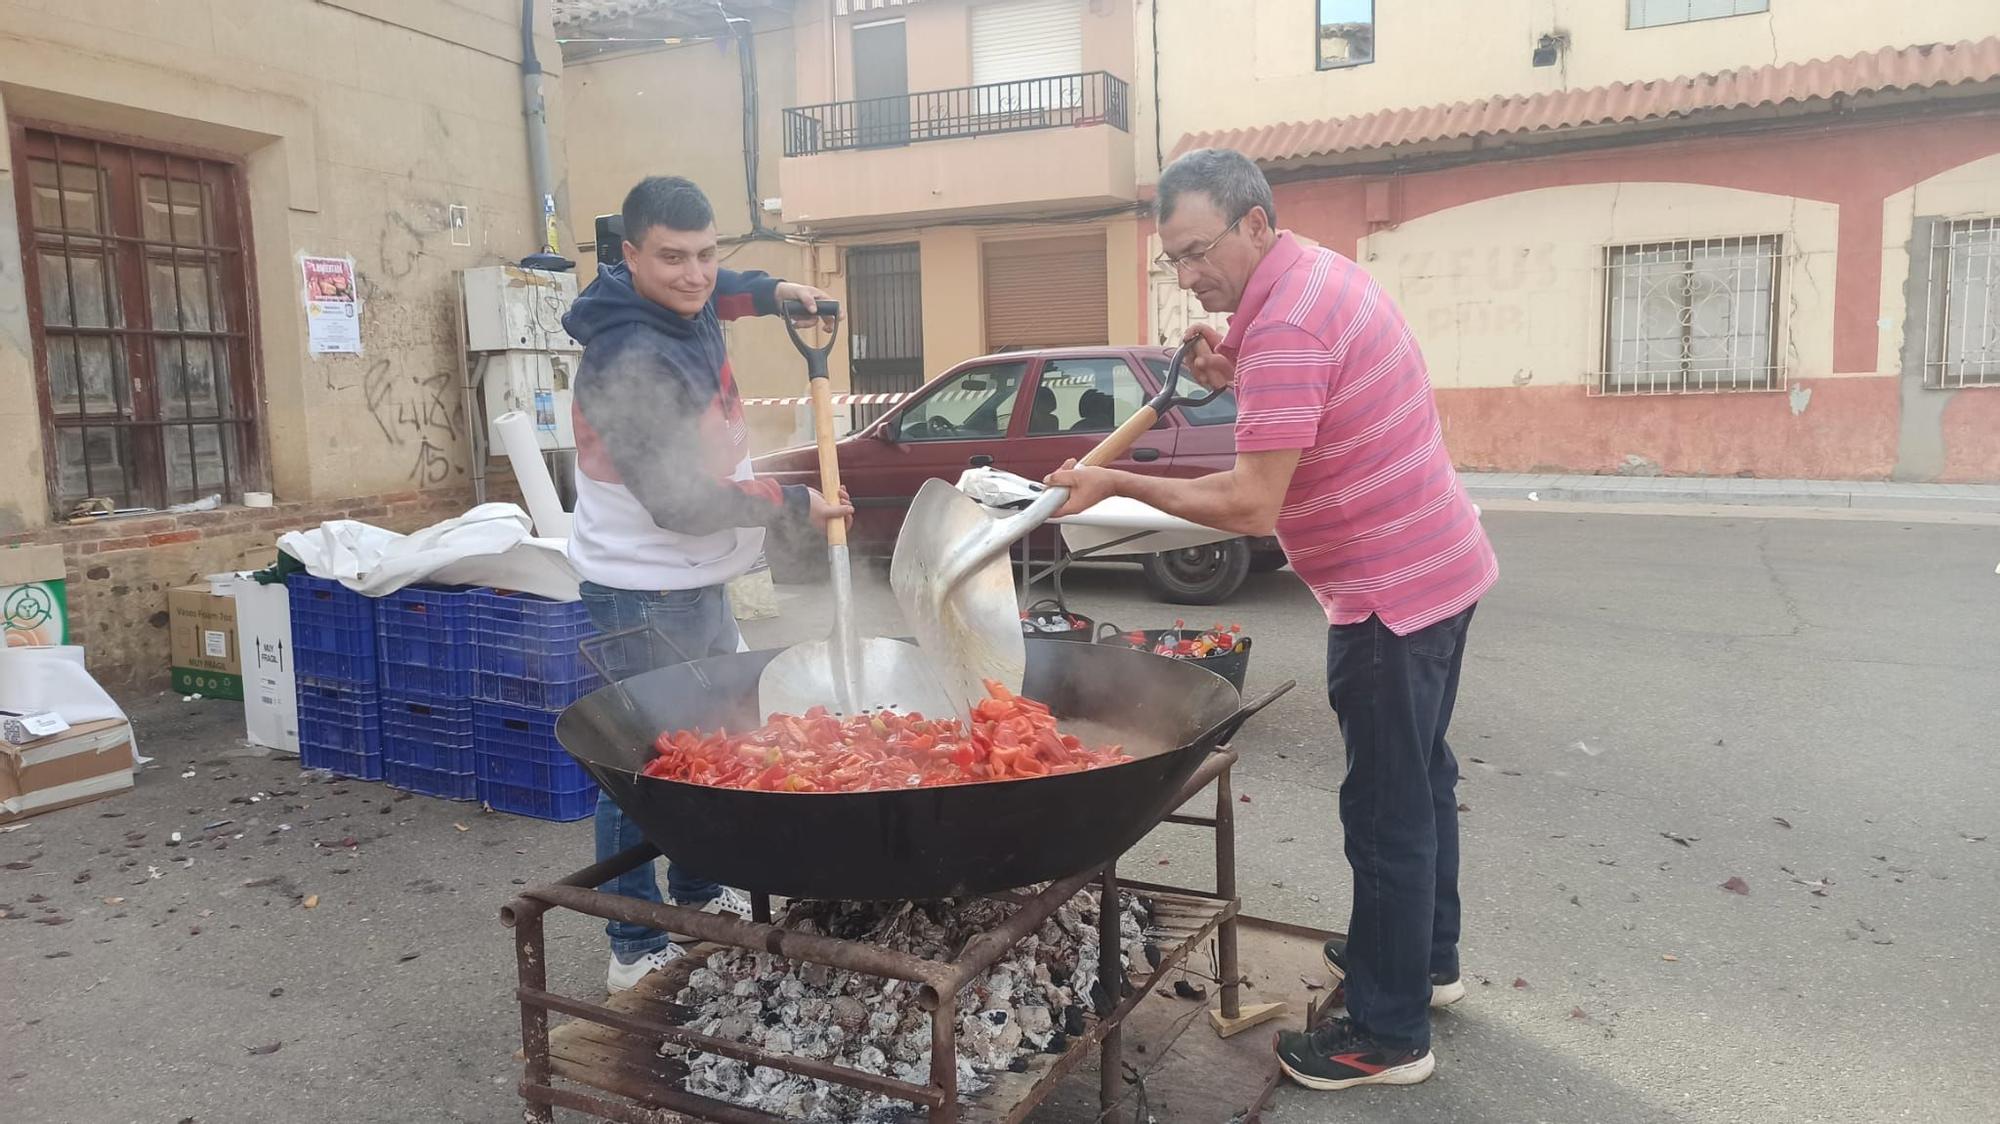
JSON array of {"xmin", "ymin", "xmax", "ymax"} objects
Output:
[{"xmin": 556, "ymin": 638, "xmax": 1288, "ymax": 900}]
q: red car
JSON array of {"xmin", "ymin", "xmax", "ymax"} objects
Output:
[{"xmin": 752, "ymin": 345, "xmax": 1285, "ymax": 604}]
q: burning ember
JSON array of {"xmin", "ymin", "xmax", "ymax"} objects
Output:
[{"xmin": 665, "ymin": 889, "xmax": 1152, "ymax": 1122}]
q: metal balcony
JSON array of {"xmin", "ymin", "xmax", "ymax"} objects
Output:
[{"xmin": 783, "ymin": 71, "xmax": 1131, "ymax": 157}]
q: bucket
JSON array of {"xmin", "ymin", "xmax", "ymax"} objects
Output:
[{"xmin": 1095, "ymin": 623, "xmax": 1252, "ymax": 691}]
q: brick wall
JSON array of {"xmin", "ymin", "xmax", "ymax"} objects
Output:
[{"xmin": 1, "ymin": 482, "xmax": 524, "ymax": 690}]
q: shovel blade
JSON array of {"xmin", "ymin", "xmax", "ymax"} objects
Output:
[
  {"xmin": 889, "ymin": 477, "xmax": 1027, "ymax": 718},
  {"xmin": 758, "ymin": 637, "xmax": 951, "ymax": 723}
]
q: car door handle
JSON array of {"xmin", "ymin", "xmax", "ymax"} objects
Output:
[
  {"xmin": 968, "ymin": 454, "xmax": 994, "ymax": 468},
  {"xmin": 1132, "ymin": 448, "xmax": 1161, "ymax": 463}
]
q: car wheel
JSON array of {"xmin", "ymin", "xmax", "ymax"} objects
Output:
[{"xmin": 1140, "ymin": 538, "xmax": 1251, "ymax": 605}]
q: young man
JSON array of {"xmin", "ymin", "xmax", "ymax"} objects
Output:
[
  {"xmin": 1048, "ymin": 149, "xmax": 1497, "ymax": 1090},
  {"xmin": 561, "ymin": 176, "xmax": 848, "ymax": 993}
]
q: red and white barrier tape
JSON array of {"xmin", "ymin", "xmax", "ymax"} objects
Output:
[{"xmin": 740, "ymin": 391, "xmax": 913, "ymax": 407}]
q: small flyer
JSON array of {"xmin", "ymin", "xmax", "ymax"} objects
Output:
[{"xmin": 302, "ymin": 255, "xmax": 362, "ymax": 355}]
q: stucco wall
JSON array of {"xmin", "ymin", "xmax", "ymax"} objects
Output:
[
  {"xmin": 0, "ymin": 0, "xmax": 563, "ymax": 532},
  {"xmin": 1185, "ymin": 112, "xmax": 2000, "ymax": 481},
  {"xmin": 562, "ymin": 22, "xmax": 817, "ymax": 453},
  {"xmin": 1139, "ymin": 0, "xmax": 2000, "ymax": 179}
]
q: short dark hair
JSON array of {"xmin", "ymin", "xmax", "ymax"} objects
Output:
[
  {"xmin": 621, "ymin": 176, "xmax": 715, "ymax": 245},
  {"xmin": 1156, "ymin": 148, "xmax": 1277, "ymax": 229}
]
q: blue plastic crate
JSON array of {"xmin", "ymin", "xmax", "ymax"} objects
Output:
[
  {"xmin": 471, "ymin": 590, "xmax": 600, "ymax": 709},
  {"xmin": 375, "ymin": 585, "xmax": 474, "ymax": 694},
  {"xmin": 296, "ymin": 677, "xmax": 382, "ymax": 781},
  {"xmin": 473, "ymin": 701, "xmax": 598, "ymax": 820},
  {"xmin": 380, "ymin": 695, "xmax": 476, "ymax": 773},
  {"xmin": 385, "ymin": 760, "xmax": 476, "ymax": 801},
  {"xmin": 477, "ymin": 776, "xmax": 597, "ymax": 822},
  {"xmin": 288, "ymin": 575, "xmax": 378, "ymax": 684}
]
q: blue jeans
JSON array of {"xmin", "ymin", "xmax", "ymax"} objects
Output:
[
  {"xmin": 1327, "ymin": 605, "xmax": 1475, "ymax": 1052},
  {"xmin": 578, "ymin": 580, "xmax": 741, "ymax": 960}
]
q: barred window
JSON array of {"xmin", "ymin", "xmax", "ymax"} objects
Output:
[
  {"xmin": 16, "ymin": 126, "xmax": 259, "ymax": 513},
  {"xmin": 1598, "ymin": 235, "xmax": 1783, "ymax": 395},
  {"xmin": 1924, "ymin": 217, "xmax": 2000, "ymax": 389}
]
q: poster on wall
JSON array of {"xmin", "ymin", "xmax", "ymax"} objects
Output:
[{"xmin": 301, "ymin": 255, "xmax": 362, "ymax": 354}]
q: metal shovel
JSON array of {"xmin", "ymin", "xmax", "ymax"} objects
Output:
[
  {"xmin": 757, "ymin": 301, "xmax": 950, "ymax": 721},
  {"xmin": 890, "ymin": 339, "xmax": 1226, "ymax": 719}
]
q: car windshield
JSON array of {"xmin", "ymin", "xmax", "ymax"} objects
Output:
[{"xmin": 896, "ymin": 361, "xmax": 1028, "ymax": 441}]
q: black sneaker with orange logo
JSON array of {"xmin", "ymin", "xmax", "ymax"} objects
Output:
[{"xmin": 1275, "ymin": 1016, "xmax": 1436, "ymax": 1091}]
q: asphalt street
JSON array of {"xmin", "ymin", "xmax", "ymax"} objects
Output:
[{"xmin": 2, "ymin": 505, "xmax": 1995, "ymax": 1124}]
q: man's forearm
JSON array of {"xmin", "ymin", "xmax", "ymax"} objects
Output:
[{"xmin": 1107, "ymin": 469, "xmax": 1275, "ymax": 536}]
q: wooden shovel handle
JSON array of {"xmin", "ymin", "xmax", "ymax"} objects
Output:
[
  {"xmin": 1077, "ymin": 405, "xmax": 1160, "ymax": 469},
  {"xmin": 809, "ymin": 378, "xmax": 846, "ymax": 547}
]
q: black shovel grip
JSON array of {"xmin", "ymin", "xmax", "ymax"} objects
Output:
[
  {"xmin": 780, "ymin": 299, "xmax": 841, "ymax": 381},
  {"xmin": 1148, "ymin": 336, "xmax": 1229, "ymax": 414}
]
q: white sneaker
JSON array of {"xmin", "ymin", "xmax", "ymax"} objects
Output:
[
  {"xmin": 701, "ymin": 885, "xmax": 755, "ymax": 919},
  {"xmin": 607, "ymin": 944, "xmax": 686, "ymax": 994},
  {"xmin": 668, "ymin": 885, "xmax": 756, "ymax": 940}
]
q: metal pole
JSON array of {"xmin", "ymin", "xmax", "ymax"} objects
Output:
[
  {"xmin": 519, "ymin": 0, "xmax": 563, "ymax": 255},
  {"xmin": 1215, "ymin": 766, "xmax": 1241, "ymax": 1020},
  {"xmin": 1098, "ymin": 863, "xmax": 1123, "ymax": 1122},
  {"xmin": 515, "ymin": 910, "xmax": 554, "ymax": 1124}
]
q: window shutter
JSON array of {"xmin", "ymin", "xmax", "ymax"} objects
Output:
[
  {"xmin": 971, "ymin": 0, "xmax": 1084, "ymax": 85},
  {"xmin": 982, "ymin": 233, "xmax": 1108, "ymax": 351}
]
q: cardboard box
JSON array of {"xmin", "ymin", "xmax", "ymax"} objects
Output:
[
  {"xmin": 2, "ymin": 544, "xmax": 68, "ymax": 648},
  {"xmin": 169, "ymin": 585, "xmax": 243, "ymax": 700},
  {"xmin": 233, "ymin": 574, "xmax": 300, "ymax": 755},
  {"xmin": 0, "ymin": 718, "xmax": 136, "ymax": 823}
]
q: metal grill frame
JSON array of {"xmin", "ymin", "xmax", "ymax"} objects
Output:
[
  {"xmin": 783, "ymin": 71, "xmax": 1129, "ymax": 157},
  {"xmin": 8, "ymin": 119, "xmax": 262, "ymax": 513},
  {"xmin": 502, "ymin": 749, "xmax": 1258, "ymax": 1124},
  {"xmin": 1592, "ymin": 233, "xmax": 1788, "ymax": 397},
  {"xmin": 1922, "ymin": 216, "xmax": 2000, "ymax": 390}
]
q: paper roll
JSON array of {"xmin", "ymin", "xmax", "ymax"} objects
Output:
[{"xmin": 493, "ymin": 410, "xmax": 572, "ymax": 538}]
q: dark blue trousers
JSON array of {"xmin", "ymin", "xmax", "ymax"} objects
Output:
[{"xmin": 1327, "ymin": 605, "xmax": 1475, "ymax": 1051}]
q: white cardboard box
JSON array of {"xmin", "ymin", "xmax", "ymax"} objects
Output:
[{"xmin": 231, "ymin": 575, "xmax": 300, "ymax": 755}]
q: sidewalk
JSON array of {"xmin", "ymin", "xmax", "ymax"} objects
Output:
[{"xmin": 1460, "ymin": 472, "xmax": 2000, "ymax": 514}]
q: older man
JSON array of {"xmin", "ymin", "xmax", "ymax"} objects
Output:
[{"xmin": 1048, "ymin": 148, "xmax": 1496, "ymax": 1091}]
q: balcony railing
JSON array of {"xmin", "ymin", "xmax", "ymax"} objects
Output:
[{"xmin": 783, "ymin": 71, "xmax": 1130, "ymax": 157}]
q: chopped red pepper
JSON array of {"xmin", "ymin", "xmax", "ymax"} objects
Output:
[{"xmin": 643, "ymin": 680, "xmax": 1130, "ymax": 792}]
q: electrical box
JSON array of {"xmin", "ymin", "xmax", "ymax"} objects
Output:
[
  {"xmin": 462, "ymin": 266, "xmax": 581, "ymax": 352},
  {"xmin": 481, "ymin": 351, "xmax": 577, "ymax": 451}
]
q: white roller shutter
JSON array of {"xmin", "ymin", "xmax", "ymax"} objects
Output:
[{"xmin": 971, "ymin": 0, "xmax": 1084, "ymax": 85}]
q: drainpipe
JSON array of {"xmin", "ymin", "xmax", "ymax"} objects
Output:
[{"xmin": 520, "ymin": 0, "xmax": 572, "ymax": 270}]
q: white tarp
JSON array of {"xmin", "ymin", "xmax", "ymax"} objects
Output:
[
  {"xmin": 278, "ymin": 503, "xmax": 582, "ymax": 601},
  {"xmin": 0, "ymin": 645, "xmax": 126, "ymax": 725},
  {"xmin": 953, "ymin": 467, "xmax": 1236, "ymax": 556}
]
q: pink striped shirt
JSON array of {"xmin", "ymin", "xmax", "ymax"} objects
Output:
[{"xmin": 1223, "ymin": 233, "xmax": 1497, "ymax": 634}]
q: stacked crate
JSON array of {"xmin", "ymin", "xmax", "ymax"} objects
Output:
[
  {"xmin": 288, "ymin": 575, "xmax": 383, "ymax": 781},
  {"xmin": 470, "ymin": 590, "xmax": 601, "ymax": 821},
  {"xmin": 374, "ymin": 585, "xmax": 478, "ymax": 800}
]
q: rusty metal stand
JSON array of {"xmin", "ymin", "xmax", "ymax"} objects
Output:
[{"xmin": 502, "ymin": 749, "xmax": 1256, "ymax": 1124}]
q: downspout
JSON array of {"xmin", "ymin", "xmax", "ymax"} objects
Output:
[{"xmin": 520, "ymin": 0, "xmax": 572, "ymax": 269}]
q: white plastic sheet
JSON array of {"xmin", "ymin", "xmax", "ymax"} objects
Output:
[
  {"xmin": 953, "ymin": 467, "xmax": 1237, "ymax": 557},
  {"xmin": 0, "ymin": 646, "xmax": 126, "ymax": 725},
  {"xmin": 278, "ymin": 503, "xmax": 582, "ymax": 601}
]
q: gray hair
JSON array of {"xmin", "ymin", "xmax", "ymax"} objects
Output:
[{"xmin": 1155, "ymin": 148, "xmax": 1277, "ymax": 229}]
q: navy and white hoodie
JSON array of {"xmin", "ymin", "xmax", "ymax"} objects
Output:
[{"xmin": 561, "ymin": 262, "xmax": 810, "ymax": 591}]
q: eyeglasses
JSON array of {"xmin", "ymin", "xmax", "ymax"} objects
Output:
[{"xmin": 1154, "ymin": 217, "xmax": 1242, "ymax": 272}]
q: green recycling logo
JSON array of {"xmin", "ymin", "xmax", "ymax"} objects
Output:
[{"xmin": 3, "ymin": 584, "xmax": 53, "ymax": 630}]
